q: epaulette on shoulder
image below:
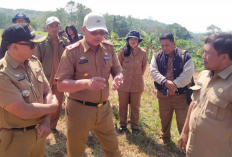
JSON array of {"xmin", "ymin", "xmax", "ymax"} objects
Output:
[
  {"xmin": 66, "ymin": 42, "xmax": 80, "ymax": 51},
  {"xmin": 102, "ymin": 40, "xmax": 114, "ymax": 46}
]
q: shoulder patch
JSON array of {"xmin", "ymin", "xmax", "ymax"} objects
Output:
[
  {"xmin": 102, "ymin": 40, "xmax": 114, "ymax": 46},
  {"xmin": 66, "ymin": 42, "xmax": 80, "ymax": 51}
]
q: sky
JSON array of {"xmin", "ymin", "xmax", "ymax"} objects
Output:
[{"xmin": 1, "ymin": 0, "xmax": 232, "ymax": 33}]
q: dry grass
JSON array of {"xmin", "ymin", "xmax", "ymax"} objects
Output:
[{"xmin": 45, "ymin": 65, "xmax": 193, "ymax": 157}]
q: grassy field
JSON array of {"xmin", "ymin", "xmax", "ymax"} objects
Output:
[{"xmin": 44, "ymin": 66, "xmax": 199, "ymax": 157}]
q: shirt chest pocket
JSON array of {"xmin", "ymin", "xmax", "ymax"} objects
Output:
[
  {"xmin": 205, "ymin": 94, "xmax": 229, "ymax": 121},
  {"xmin": 76, "ymin": 63, "xmax": 93, "ymax": 79},
  {"xmin": 122, "ymin": 60, "xmax": 131, "ymax": 69}
]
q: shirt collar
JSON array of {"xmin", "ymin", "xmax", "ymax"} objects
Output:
[
  {"xmin": 82, "ymin": 37, "xmax": 104, "ymax": 53},
  {"xmin": 5, "ymin": 52, "xmax": 22, "ymax": 69},
  {"xmin": 131, "ymin": 47, "xmax": 140, "ymax": 56},
  {"xmin": 217, "ymin": 64, "xmax": 232, "ymax": 79},
  {"xmin": 47, "ymin": 35, "xmax": 62, "ymax": 43}
]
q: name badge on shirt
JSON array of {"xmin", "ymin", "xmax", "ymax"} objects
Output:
[
  {"xmin": 17, "ymin": 76, "xmax": 25, "ymax": 82},
  {"xmin": 79, "ymin": 60, "xmax": 88, "ymax": 64}
]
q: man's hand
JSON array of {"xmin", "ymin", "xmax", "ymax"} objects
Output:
[
  {"xmin": 167, "ymin": 88, "xmax": 175, "ymax": 96},
  {"xmin": 178, "ymin": 131, "xmax": 188, "ymax": 153},
  {"xmin": 36, "ymin": 118, "xmax": 51, "ymax": 138},
  {"xmin": 51, "ymin": 95, "xmax": 59, "ymax": 113},
  {"xmin": 87, "ymin": 77, "xmax": 106, "ymax": 90},
  {"xmin": 112, "ymin": 75, "xmax": 123, "ymax": 90},
  {"xmin": 165, "ymin": 80, "xmax": 177, "ymax": 91}
]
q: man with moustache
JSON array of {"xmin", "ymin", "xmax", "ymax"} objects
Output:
[
  {"xmin": 150, "ymin": 33, "xmax": 194, "ymax": 144},
  {"xmin": 178, "ymin": 32, "xmax": 232, "ymax": 157},
  {"xmin": 35, "ymin": 16, "xmax": 70, "ymax": 134}
]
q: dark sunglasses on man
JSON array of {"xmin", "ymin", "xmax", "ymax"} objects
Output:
[{"xmin": 16, "ymin": 42, "xmax": 36, "ymax": 49}]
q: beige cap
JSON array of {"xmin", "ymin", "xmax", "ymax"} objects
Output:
[
  {"xmin": 83, "ymin": 12, "xmax": 108, "ymax": 33},
  {"xmin": 46, "ymin": 16, "xmax": 60, "ymax": 26}
]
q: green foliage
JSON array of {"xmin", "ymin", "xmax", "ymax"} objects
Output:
[
  {"xmin": 140, "ymin": 30, "xmax": 161, "ymax": 63},
  {"xmin": 167, "ymin": 23, "xmax": 192, "ymax": 40}
]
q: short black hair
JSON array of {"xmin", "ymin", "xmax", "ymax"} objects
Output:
[
  {"xmin": 159, "ymin": 33, "xmax": 174, "ymax": 42},
  {"xmin": 59, "ymin": 30, "xmax": 65, "ymax": 36},
  {"xmin": 205, "ymin": 32, "xmax": 232, "ymax": 60}
]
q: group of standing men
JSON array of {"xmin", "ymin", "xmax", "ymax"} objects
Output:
[{"xmin": 0, "ymin": 11, "xmax": 232, "ymax": 157}]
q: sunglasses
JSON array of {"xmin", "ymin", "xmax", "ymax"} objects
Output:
[
  {"xmin": 16, "ymin": 42, "xmax": 36, "ymax": 49},
  {"xmin": 88, "ymin": 30, "xmax": 106, "ymax": 36}
]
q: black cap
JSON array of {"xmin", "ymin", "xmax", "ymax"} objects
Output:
[
  {"xmin": 1, "ymin": 23, "xmax": 45, "ymax": 45},
  {"xmin": 12, "ymin": 13, "xmax": 30, "ymax": 23}
]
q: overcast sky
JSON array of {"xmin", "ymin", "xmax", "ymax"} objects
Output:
[{"xmin": 2, "ymin": 0, "xmax": 232, "ymax": 33}]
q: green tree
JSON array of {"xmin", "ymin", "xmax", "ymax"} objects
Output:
[
  {"xmin": 140, "ymin": 30, "xmax": 160, "ymax": 63},
  {"xmin": 206, "ymin": 24, "xmax": 222, "ymax": 35},
  {"xmin": 66, "ymin": 0, "xmax": 77, "ymax": 25},
  {"xmin": 30, "ymin": 18, "xmax": 38, "ymax": 30},
  {"xmin": 167, "ymin": 23, "xmax": 192, "ymax": 40},
  {"xmin": 75, "ymin": 3, "xmax": 92, "ymax": 33}
]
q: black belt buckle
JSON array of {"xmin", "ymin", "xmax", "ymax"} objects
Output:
[{"xmin": 74, "ymin": 99, "xmax": 107, "ymax": 107}]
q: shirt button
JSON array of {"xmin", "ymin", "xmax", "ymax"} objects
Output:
[
  {"xmin": 174, "ymin": 68, "xmax": 176, "ymax": 70},
  {"xmin": 194, "ymin": 117, "xmax": 197, "ymax": 121}
]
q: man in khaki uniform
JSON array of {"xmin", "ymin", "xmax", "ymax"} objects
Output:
[
  {"xmin": 0, "ymin": 23, "xmax": 58, "ymax": 157},
  {"xmin": 150, "ymin": 33, "xmax": 194, "ymax": 144},
  {"xmin": 35, "ymin": 16, "xmax": 70, "ymax": 134},
  {"xmin": 55, "ymin": 12, "xmax": 123, "ymax": 157},
  {"xmin": 178, "ymin": 33, "xmax": 232, "ymax": 157}
]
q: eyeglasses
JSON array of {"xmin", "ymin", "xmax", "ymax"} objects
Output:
[
  {"xmin": 16, "ymin": 42, "xmax": 36, "ymax": 49},
  {"xmin": 88, "ymin": 30, "xmax": 106, "ymax": 36}
]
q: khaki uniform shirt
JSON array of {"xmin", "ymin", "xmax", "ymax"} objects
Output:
[
  {"xmin": 117, "ymin": 47, "xmax": 147, "ymax": 92},
  {"xmin": 55, "ymin": 38, "xmax": 122, "ymax": 103},
  {"xmin": 0, "ymin": 53, "xmax": 49, "ymax": 129},
  {"xmin": 187, "ymin": 65, "xmax": 232, "ymax": 157},
  {"xmin": 35, "ymin": 36, "xmax": 70, "ymax": 83},
  {"xmin": 49, "ymin": 36, "xmax": 60, "ymax": 86},
  {"xmin": 165, "ymin": 54, "xmax": 175, "ymax": 81}
]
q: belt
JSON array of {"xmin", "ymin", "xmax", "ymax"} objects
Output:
[
  {"xmin": 74, "ymin": 99, "xmax": 107, "ymax": 107},
  {"xmin": 11, "ymin": 125, "xmax": 36, "ymax": 131}
]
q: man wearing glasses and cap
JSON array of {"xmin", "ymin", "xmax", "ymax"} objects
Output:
[
  {"xmin": 35, "ymin": 16, "xmax": 70, "ymax": 135},
  {"xmin": 55, "ymin": 12, "xmax": 123, "ymax": 157},
  {"xmin": 0, "ymin": 13, "xmax": 31, "ymax": 59},
  {"xmin": 0, "ymin": 23, "xmax": 58, "ymax": 157}
]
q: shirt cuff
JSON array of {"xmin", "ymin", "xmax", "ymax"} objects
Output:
[{"xmin": 161, "ymin": 78, "xmax": 167, "ymax": 86}]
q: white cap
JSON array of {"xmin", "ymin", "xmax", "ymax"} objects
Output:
[
  {"xmin": 83, "ymin": 12, "xmax": 108, "ymax": 33},
  {"xmin": 46, "ymin": 16, "xmax": 60, "ymax": 26}
]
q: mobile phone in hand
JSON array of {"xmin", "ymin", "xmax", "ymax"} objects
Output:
[{"xmin": 162, "ymin": 89, "xmax": 168, "ymax": 95}]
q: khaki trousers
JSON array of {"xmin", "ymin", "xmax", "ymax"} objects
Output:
[
  {"xmin": 65, "ymin": 98, "xmax": 121, "ymax": 157},
  {"xmin": 157, "ymin": 91, "xmax": 189, "ymax": 141},
  {"xmin": 50, "ymin": 85, "xmax": 64, "ymax": 129},
  {"xmin": 118, "ymin": 90, "xmax": 142, "ymax": 129},
  {"xmin": 0, "ymin": 128, "xmax": 46, "ymax": 157}
]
